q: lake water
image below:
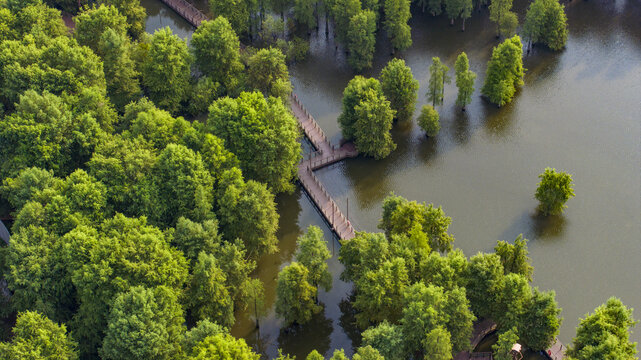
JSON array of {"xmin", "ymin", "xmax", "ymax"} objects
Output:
[{"xmin": 142, "ymin": 0, "xmax": 641, "ymax": 358}]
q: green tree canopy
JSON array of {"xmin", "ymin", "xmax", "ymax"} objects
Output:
[
  {"xmin": 423, "ymin": 326, "xmax": 453, "ymax": 360},
  {"xmin": 191, "ymin": 17, "xmax": 244, "ymax": 94},
  {"xmin": 566, "ymin": 298, "xmax": 637, "ymax": 360},
  {"xmin": 73, "ymin": 4, "xmax": 127, "ymax": 56},
  {"xmin": 418, "ymin": 105, "xmax": 440, "ymax": 137},
  {"xmin": 454, "ymin": 52, "xmax": 476, "ymax": 110},
  {"xmin": 209, "ymin": 0, "xmax": 249, "ymax": 35},
  {"xmin": 520, "ymin": 288, "xmax": 562, "ymax": 350},
  {"xmin": 12, "ymin": 2, "xmax": 68, "ymax": 40},
  {"xmin": 294, "ymin": 0, "xmax": 317, "ymax": 29},
  {"xmin": 275, "ymin": 262, "xmax": 322, "ymax": 326},
  {"xmin": 172, "ymin": 217, "xmax": 222, "ymax": 265},
  {"xmin": 361, "ymin": 321, "xmax": 405, "ymax": 360},
  {"xmin": 466, "ymin": 252, "xmax": 505, "ymax": 318},
  {"xmin": 246, "ymin": 47, "xmax": 292, "ymax": 100},
  {"xmin": 535, "ymin": 167, "xmax": 575, "ymax": 216},
  {"xmin": 98, "ymin": 28, "xmax": 142, "ymax": 110},
  {"xmin": 347, "ymin": 10, "xmax": 377, "ymax": 72},
  {"xmin": 0, "ymin": 311, "xmax": 78, "ymax": 360},
  {"xmin": 384, "ymin": 0, "xmax": 412, "ymax": 52},
  {"xmin": 523, "ymin": 0, "xmax": 567, "ymax": 51},
  {"xmin": 492, "ymin": 327, "xmax": 520, "ymax": 360},
  {"xmin": 187, "ymin": 252, "xmax": 235, "ymax": 328},
  {"xmin": 99, "ymin": 286, "xmax": 185, "ymax": 360},
  {"xmin": 338, "ymin": 76, "xmax": 384, "ymax": 141},
  {"xmin": 296, "ymin": 225, "xmax": 333, "ymax": 293},
  {"xmin": 481, "ymin": 35, "xmax": 525, "ymax": 107},
  {"xmin": 189, "ymin": 333, "xmax": 260, "ymax": 360},
  {"xmin": 380, "ymin": 58, "xmax": 419, "ymax": 121},
  {"xmin": 181, "ymin": 320, "xmax": 225, "ymax": 356},
  {"xmin": 2, "ymin": 167, "xmax": 59, "ymax": 211},
  {"xmin": 489, "ymin": 0, "xmax": 515, "ymax": 38},
  {"xmin": 353, "ymin": 88, "xmax": 397, "ymax": 159},
  {"xmin": 98, "ymin": 0, "xmax": 147, "ymax": 39},
  {"xmin": 207, "ymin": 92, "xmax": 301, "ymax": 193},
  {"xmin": 427, "ymin": 57, "xmax": 451, "ymax": 107},
  {"xmin": 339, "ymin": 231, "xmax": 390, "ymax": 283},
  {"xmin": 331, "ymin": 0, "xmax": 361, "ymax": 43},
  {"xmin": 141, "ymin": 27, "xmax": 192, "ymax": 114},
  {"xmin": 494, "ymin": 234, "xmax": 534, "ymax": 281}
]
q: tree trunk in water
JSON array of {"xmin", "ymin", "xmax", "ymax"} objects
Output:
[
  {"xmin": 450, "ymin": 18, "xmax": 454, "ymax": 26},
  {"xmin": 462, "ymin": 17, "xmax": 466, "ymax": 31}
]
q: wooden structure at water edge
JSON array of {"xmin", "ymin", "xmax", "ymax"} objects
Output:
[{"xmin": 159, "ymin": 0, "xmax": 208, "ymax": 27}]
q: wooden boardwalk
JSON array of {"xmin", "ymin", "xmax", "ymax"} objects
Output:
[
  {"xmin": 159, "ymin": 0, "xmax": 208, "ymax": 27},
  {"xmin": 290, "ymin": 94, "xmax": 358, "ymax": 240}
]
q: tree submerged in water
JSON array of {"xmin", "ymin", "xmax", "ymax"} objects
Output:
[{"xmin": 535, "ymin": 167, "xmax": 575, "ymax": 216}]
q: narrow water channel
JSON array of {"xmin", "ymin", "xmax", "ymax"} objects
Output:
[{"xmin": 142, "ymin": 0, "xmax": 641, "ymax": 358}]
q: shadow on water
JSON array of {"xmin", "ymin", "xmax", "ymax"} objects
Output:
[
  {"xmin": 338, "ymin": 296, "xmax": 362, "ymax": 350},
  {"xmin": 277, "ymin": 310, "xmax": 334, "ymax": 357},
  {"xmin": 500, "ymin": 210, "xmax": 568, "ymax": 243}
]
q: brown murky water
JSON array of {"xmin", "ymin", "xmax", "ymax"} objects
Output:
[{"xmin": 142, "ymin": 0, "xmax": 641, "ymax": 357}]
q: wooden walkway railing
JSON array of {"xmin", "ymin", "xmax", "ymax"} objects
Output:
[{"xmin": 159, "ymin": 0, "xmax": 208, "ymax": 27}]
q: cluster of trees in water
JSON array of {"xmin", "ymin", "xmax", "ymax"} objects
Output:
[{"xmin": 0, "ymin": 1, "xmax": 635, "ymax": 360}]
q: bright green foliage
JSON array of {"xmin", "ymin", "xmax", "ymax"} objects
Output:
[
  {"xmin": 4, "ymin": 226, "xmax": 75, "ymax": 323},
  {"xmin": 354, "ymin": 257, "xmax": 409, "ymax": 328},
  {"xmin": 215, "ymin": 240, "xmax": 256, "ymax": 301},
  {"xmin": 275, "ymin": 262, "xmax": 322, "ymax": 326},
  {"xmin": 347, "ymin": 10, "xmax": 377, "ymax": 72},
  {"xmin": 418, "ymin": 105, "xmax": 440, "ymax": 137},
  {"xmin": 488, "ymin": 0, "xmax": 514, "ymax": 37},
  {"xmin": 338, "ymin": 76, "xmax": 383, "ymax": 140},
  {"xmin": 493, "ymin": 327, "xmax": 520, "ymax": 360},
  {"xmin": 98, "ymin": 29, "xmax": 142, "ymax": 110},
  {"xmin": 380, "ymin": 58, "xmax": 419, "ymax": 121},
  {"xmin": 189, "ymin": 333, "xmax": 260, "ymax": 360},
  {"xmin": 70, "ymin": 215, "xmax": 188, "ymax": 357},
  {"xmin": 207, "ymin": 92, "xmax": 301, "ymax": 193},
  {"xmin": 239, "ymin": 278, "xmax": 266, "ymax": 328},
  {"xmin": 185, "ymin": 131, "xmax": 239, "ymax": 184},
  {"xmin": 187, "ymin": 252, "xmax": 235, "ymax": 328},
  {"xmin": 191, "ymin": 17, "xmax": 244, "ymax": 94},
  {"xmin": 427, "ymin": 57, "xmax": 450, "ymax": 107},
  {"xmin": 362, "ymin": 321, "xmax": 405, "ymax": 360},
  {"xmin": 99, "ymin": 0, "xmax": 147, "ymax": 39},
  {"xmin": 141, "ymin": 27, "xmax": 192, "ymax": 114},
  {"xmin": 13, "ymin": 2, "xmax": 68, "ymax": 40},
  {"xmin": 494, "ymin": 235, "xmax": 534, "ymax": 281},
  {"xmin": 400, "ymin": 283, "xmax": 446, "ymax": 354},
  {"xmin": 216, "ymin": 169, "xmax": 279, "ymax": 257},
  {"xmin": 523, "ymin": 0, "xmax": 568, "ymax": 50},
  {"xmin": 520, "ymin": 288, "xmax": 562, "ymax": 350},
  {"xmin": 100, "ymin": 286, "xmax": 185, "ymax": 360},
  {"xmin": 423, "ymin": 326, "xmax": 453, "ymax": 360},
  {"xmin": 353, "ymin": 345, "xmax": 385, "ymax": 360},
  {"xmin": 466, "ymin": 252, "xmax": 505, "ymax": 318},
  {"xmin": 498, "ymin": 11, "xmax": 518, "ymax": 38},
  {"xmin": 152, "ymin": 144, "xmax": 215, "ymax": 226},
  {"xmin": 454, "ymin": 52, "xmax": 476, "ymax": 110},
  {"xmin": 87, "ymin": 135, "xmax": 157, "ymax": 216},
  {"xmin": 353, "ymin": 88, "xmax": 397, "ymax": 159},
  {"xmin": 384, "ymin": 0, "xmax": 412, "ymax": 52},
  {"xmin": 188, "ymin": 77, "xmax": 222, "ymax": 116},
  {"xmin": 418, "ymin": 250, "xmax": 469, "ymax": 291},
  {"xmin": 182, "ymin": 320, "xmax": 225, "ymax": 356},
  {"xmin": 246, "ymin": 47, "xmax": 292, "ymax": 100},
  {"xmin": 535, "ymin": 167, "xmax": 575, "ymax": 216},
  {"xmin": 0, "ymin": 8, "xmax": 17, "ymax": 43},
  {"xmin": 331, "ymin": 0, "xmax": 361, "ymax": 43},
  {"xmin": 339, "ymin": 232, "xmax": 390, "ymax": 282},
  {"xmin": 1, "ymin": 167, "xmax": 58, "ymax": 211},
  {"xmin": 566, "ymin": 298, "xmax": 637, "ymax": 360},
  {"xmin": 73, "ymin": 4, "xmax": 127, "ymax": 56},
  {"xmin": 0, "ymin": 311, "xmax": 78, "ymax": 360},
  {"xmin": 0, "ymin": 35, "xmax": 105, "ymax": 109},
  {"xmin": 389, "ymin": 228, "xmax": 432, "ymax": 283},
  {"xmin": 307, "ymin": 350, "xmax": 325, "ymax": 360},
  {"xmin": 127, "ymin": 107, "xmax": 191, "ymax": 149},
  {"xmin": 442, "ymin": 286, "xmax": 476, "ymax": 352},
  {"xmin": 296, "ymin": 225, "xmax": 333, "ymax": 292},
  {"xmin": 378, "ymin": 194, "xmax": 455, "ymax": 253},
  {"xmin": 172, "ymin": 217, "xmax": 221, "ymax": 265},
  {"xmin": 209, "ymin": 0, "xmax": 249, "ymax": 35},
  {"xmin": 330, "ymin": 349, "xmax": 350, "ymax": 360},
  {"xmin": 481, "ymin": 35, "xmax": 525, "ymax": 107},
  {"xmin": 294, "ymin": 0, "xmax": 317, "ymax": 29},
  {"xmin": 495, "ymin": 273, "xmax": 531, "ymax": 331}
]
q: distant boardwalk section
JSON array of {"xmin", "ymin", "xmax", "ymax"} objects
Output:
[{"xmin": 158, "ymin": 0, "xmax": 207, "ymax": 27}]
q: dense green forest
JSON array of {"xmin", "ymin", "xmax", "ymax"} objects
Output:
[{"xmin": 0, "ymin": 0, "xmax": 637, "ymax": 359}]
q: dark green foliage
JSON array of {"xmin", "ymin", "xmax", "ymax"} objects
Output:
[
  {"xmin": 246, "ymin": 47, "xmax": 292, "ymax": 100},
  {"xmin": 73, "ymin": 4, "xmax": 128, "ymax": 56},
  {"xmin": 187, "ymin": 252, "xmax": 235, "ymax": 328},
  {"xmin": 172, "ymin": 217, "xmax": 221, "ymax": 265},
  {"xmin": 535, "ymin": 167, "xmax": 575, "ymax": 216},
  {"xmin": 495, "ymin": 273, "xmax": 531, "ymax": 331},
  {"xmin": 294, "ymin": 0, "xmax": 317, "ymax": 29},
  {"xmin": 523, "ymin": 0, "xmax": 568, "ymax": 50},
  {"xmin": 209, "ymin": 0, "xmax": 249, "ymax": 35},
  {"xmin": 337, "ymin": 76, "xmax": 385, "ymax": 142},
  {"xmin": 0, "ymin": 311, "xmax": 78, "ymax": 360},
  {"xmin": 427, "ymin": 57, "xmax": 450, "ymax": 107},
  {"xmin": 466, "ymin": 252, "xmax": 504, "ymax": 318},
  {"xmin": 520, "ymin": 288, "xmax": 562, "ymax": 350},
  {"xmin": 98, "ymin": 28, "xmax": 142, "ymax": 111},
  {"xmin": 339, "ymin": 232, "xmax": 390, "ymax": 283},
  {"xmin": 361, "ymin": 321, "xmax": 405, "ymax": 360},
  {"xmin": 380, "ymin": 58, "xmax": 419, "ymax": 121},
  {"xmin": 489, "ymin": 0, "xmax": 515, "ymax": 38},
  {"xmin": 418, "ymin": 105, "xmax": 440, "ymax": 137},
  {"xmin": 141, "ymin": 27, "xmax": 192, "ymax": 114},
  {"xmin": 481, "ymin": 35, "xmax": 525, "ymax": 107},
  {"xmin": 494, "ymin": 234, "xmax": 534, "ymax": 281},
  {"xmin": 332, "ymin": 0, "xmax": 361, "ymax": 43},
  {"xmin": 347, "ymin": 10, "xmax": 377, "ymax": 72},
  {"xmin": 182, "ymin": 320, "xmax": 225, "ymax": 356},
  {"xmin": 275, "ymin": 262, "xmax": 322, "ymax": 326},
  {"xmin": 378, "ymin": 193, "xmax": 455, "ymax": 253},
  {"xmin": 207, "ymin": 92, "xmax": 301, "ymax": 193},
  {"xmin": 492, "ymin": 327, "xmax": 520, "ymax": 360},
  {"xmin": 187, "ymin": 76, "xmax": 221, "ymax": 116},
  {"xmin": 566, "ymin": 298, "xmax": 637, "ymax": 360},
  {"xmin": 100, "ymin": 286, "xmax": 185, "ymax": 360},
  {"xmin": 296, "ymin": 226, "xmax": 332, "ymax": 293},
  {"xmin": 98, "ymin": 0, "xmax": 147, "ymax": 39},
  {"xmin": 384, "ymin": 0, "xmax": 412, "ymax": 52},
  {"xmin": 418, "ymin": 250, "xmax": 469, "ymax": 291},
  {"xmin": 454, "ymin": 52, "xmax": 476, "ymax": 110},
  {"xmin": 191, "ymin": 17, "xmax": 244, "ymax": 94},
  {"xmin": 353, "ymin": 88, "xmax": 397, "ymax": 159}
]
